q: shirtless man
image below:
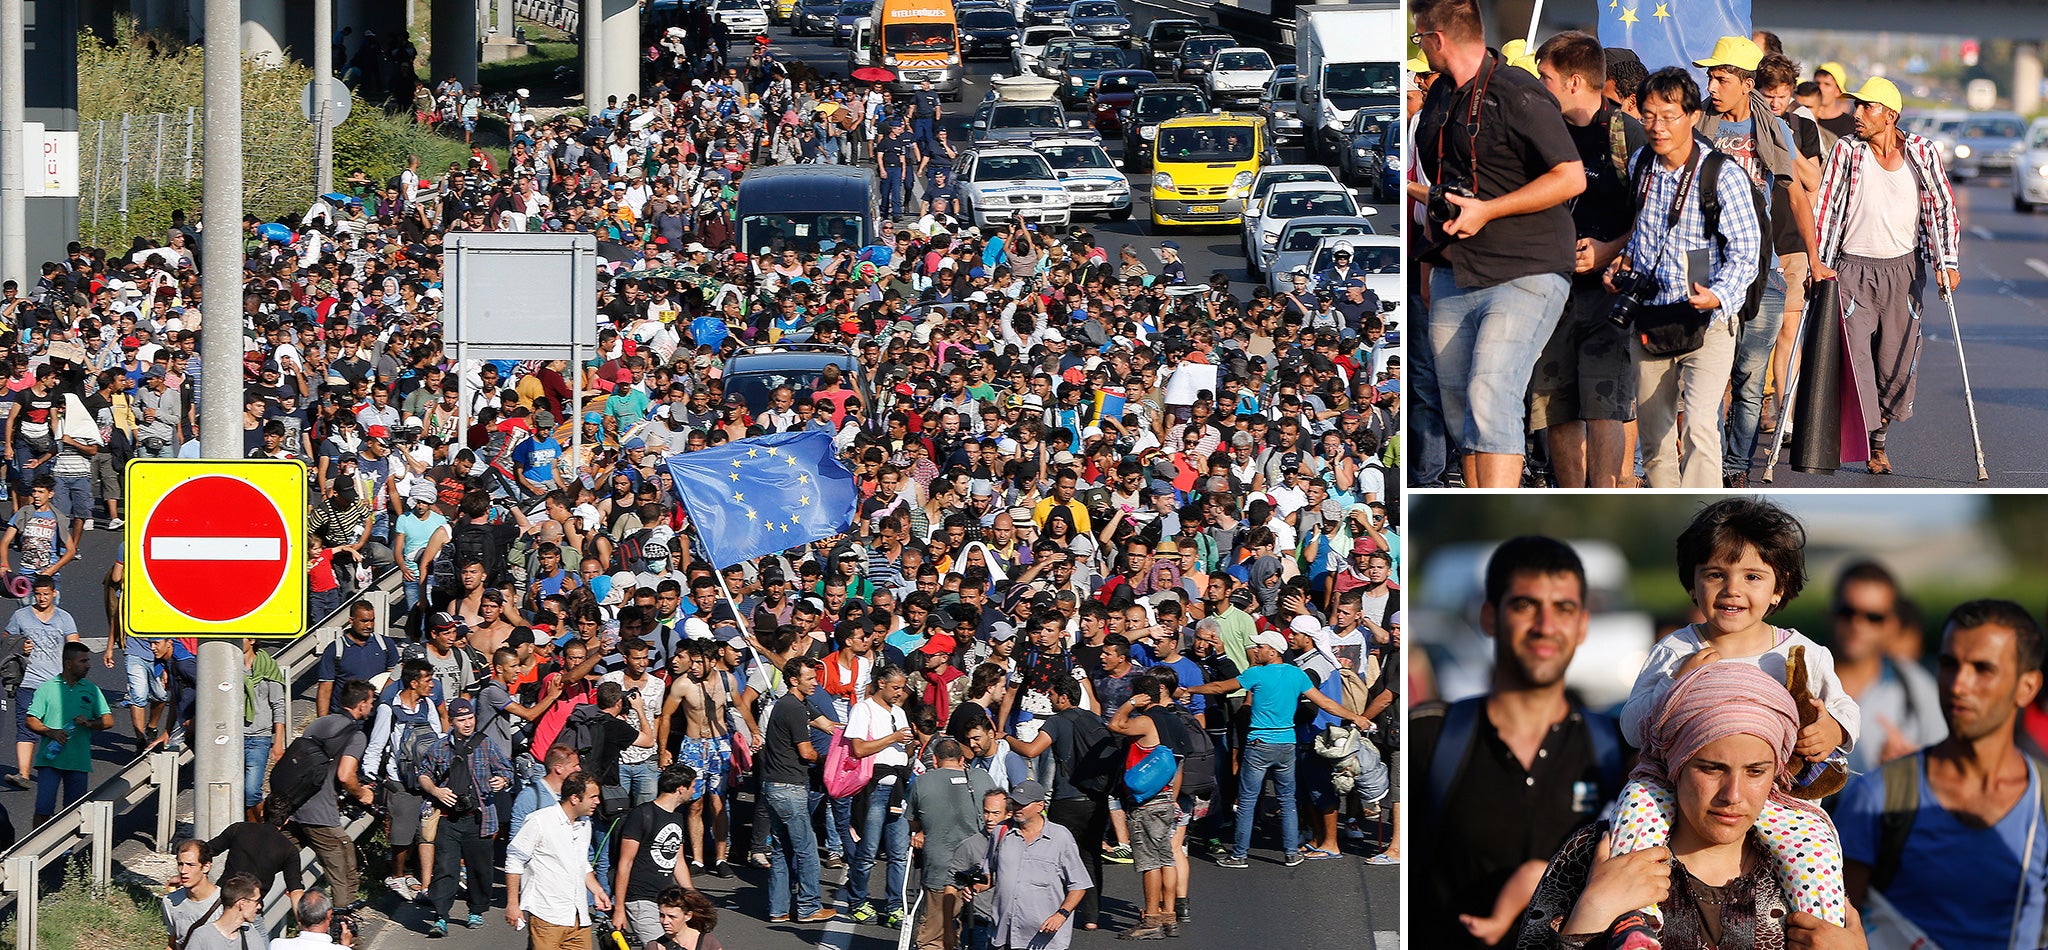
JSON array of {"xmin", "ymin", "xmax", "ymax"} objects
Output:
[
  {"xmin": 603, "ymin": 638, "xmax": 668, "ymax": 808},
  {"xmin": 438, "ymin": 558, "xmax": 492, "ymax": 631},
  {"xmin": 659, "ymin": 640, "xmax": 735, "ymax": 877},
  {"xmin": 467, "ymin": 590, "xmax": 520, "ymax": 660}
]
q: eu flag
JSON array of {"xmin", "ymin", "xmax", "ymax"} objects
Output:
[
  {"xmin": 666, "ymin": 431, "xmax": 859, "ymax": 569},
  {"xmin": 1598, "ymin": 0, "xmax": 1749, "ymax": 81}
]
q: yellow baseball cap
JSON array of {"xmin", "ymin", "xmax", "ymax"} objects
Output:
[
  {"xmin": 1851, "ymin": 76, "xmax": 1903, "ymax": 114},
  {"xmin": 1501, "ymin": 38, "xmax": 1528, "ymax": 61},
  {"xmin": 1817, "ymin": 61, "xmax": 1850, "ymax": 89},
  {"xmin": 1693, "ymin": 36, "xmax": 1763, "ymax": 72},
  {"xmin": 1405, "ymin": 56, "xmax": 1432, "ymax": 74},
  {"xmin": 1510, "ymin": 54, "xmax": 1539, "ymax": 77}
]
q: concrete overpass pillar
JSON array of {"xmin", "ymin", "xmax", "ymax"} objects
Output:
[
  {"xmin": 583, "ymin": 0, "xmax": 603, "ymax": 111},
  {"xmin": 2017, "ymin": 41, "xmax": 2042, "ymax": 117},
  {"xmin": 429, "ymin": 0, "xmax": 479, "ymax": 88},
  {"xmin": 601, "ymin": 0, "xmax": 636, "ymax": 102},
  {"xmin": 243, "ymin": 0, "xmax": 286, "ymax": 65}
]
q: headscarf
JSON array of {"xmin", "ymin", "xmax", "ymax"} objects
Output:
[{"xmin": 1633, "ymin": 663, "xmax": 1825, "ymax": 819}]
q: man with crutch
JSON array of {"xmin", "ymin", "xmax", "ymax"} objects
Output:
[{"xmin": 1809, "ymin": 76, "xmax": 1962, "ymax": 476}]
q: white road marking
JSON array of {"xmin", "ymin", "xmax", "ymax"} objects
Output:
[
  {"xmin": 148, "ymin": 537, "xmax": 282, "ymax": 561},
  {"xmin": 1971, "ymin": 225, "xmax": 1995, "ymax": 241},
  {"xmin": 2027, "ymin": 258, "xmax": 2048, "ymax": 281},
  {"xmin": 1375, "ymin": 930, "xmax": 1401, "ymax": 950}
]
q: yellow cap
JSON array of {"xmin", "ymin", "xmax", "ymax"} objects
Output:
[
  {"xmin": 1692, "ymin": 35, "xmax": 1763, "ymax": 72},
  {"xmin": 1405, "ymin": 55, "xmax": 1432, "ymax": 74},
  {"xmin": 1501, "ymin": 38, "xmax": 1527, "ymax": 61},
  {"xmin": 1510, "ymin": 54, "xmax": 1539, "ymax": 77},
  {"xmin": 1817, "ymin": 61, "xmax": 1850, "ymax": 89},
  {"xmin": 1851, "ymin": 76, "xmax": 1902, "ymax": 114}
]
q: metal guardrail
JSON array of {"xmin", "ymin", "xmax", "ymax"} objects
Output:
[
  {"xmin": 0, "ymin": 571, "xmax": 405, "ymax": 948},
  {"xmin": 513, "ymin": 0, "xmax": 582, "ymax": 34}
]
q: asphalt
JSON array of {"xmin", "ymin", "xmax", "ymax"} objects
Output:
[
  {"xmin": 1752, "ymin": 177, "xmax": 2048, "ymax": 486},
  {"xmin": 355, "ymin": 3, "xmax": 1397, "ymax": 948}
]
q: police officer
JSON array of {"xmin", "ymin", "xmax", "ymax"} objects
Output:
[
  {"xmin": 1313, "ymin": 247, "xmax": 1357, "ymax": 290},
  {"xmin": 912, "ymin": 80, "xmax": 944, "ymax": 153},
  {"xmin": 876, "ymin": 119, "xmax": 912, "ymax": 219}
]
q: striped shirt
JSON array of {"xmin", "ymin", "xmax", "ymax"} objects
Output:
[{"xmin": 1814, "ymin": 130, "xmax": 1960, "ymax": 271}]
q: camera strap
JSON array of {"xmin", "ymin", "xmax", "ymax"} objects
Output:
[{"xmin": 1632, "ymin": 143, "xmax": 1704, "ymax": 277}]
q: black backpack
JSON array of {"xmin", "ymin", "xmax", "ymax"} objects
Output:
[
  {"xmin": 451, "ymin": 521, "xmax": 510, "ymax": 587},
  {"xmin": 265, "ymin": 723, "xmax": 356, "ymax": 822},
  {"xmin": 1628, "ymin": 141, "xmax": 1772, "ymax": 324},
  {"xmin": 1169, "ymin": 706, "xmax": 1217, "ymax": 798},
  {"xmin": 1055, "ymin": 707, "xmax": 1124, "ymax": 798}
]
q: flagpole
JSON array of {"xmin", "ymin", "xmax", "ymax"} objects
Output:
[
  {"xmin": 681, "ymin": 510, "xmax": 761, "ymax": 652},
  {"xmin": 1526, "ymin": 0, "xmax": 1544, "ymax": 45}
]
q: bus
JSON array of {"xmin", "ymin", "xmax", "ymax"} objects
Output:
[{"xmin": 870, "ymin": 0, "xmax": 963, "ymax": 98}]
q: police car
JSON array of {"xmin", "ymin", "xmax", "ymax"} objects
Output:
[
  {"xmin": 1033, "ymin": 137, "xmax": 1132, "ymax": 220},
  {"xmin": 957, "ymin": 146, "xmax": 1075, "ymax": 228}
]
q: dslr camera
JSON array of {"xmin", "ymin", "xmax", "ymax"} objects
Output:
[
  {"xmin": 1427, "ymin": 181, "xmax": 1477, "ymax": 225},
  {"xmin": 1606, "ymin": 268, "xmax": 1658, "ymax": 329}
]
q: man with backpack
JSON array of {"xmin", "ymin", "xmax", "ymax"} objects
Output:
[
  {"xmin": 418, "ymin": 697, "xmax": 516, "ymax": 937},
  {"xmin": 363, "ymin": 659, "xmax": 444, "ymax": 901},
  {"xmin": 1601, "ymin": 67, "xmax": 1762, "ymax": 488},
  {"xmin": 282, "ymin": 679, "xmax": 378, "ymax": 912},
  {"xmin": 1106, "ymin": 672, "xmax": 1191, "ymax": 940},
  {"xmin": 1530, "ymin": 31, "xmax": 1646, "ymax": 489},
  {"xmin": 1409, "ymin": 537, "xmax": 1626, "ymax": 950}
]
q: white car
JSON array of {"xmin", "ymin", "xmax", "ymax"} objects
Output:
[
  {"xmin": 714, "ymin": 0, "xmax": 770, "ymax": 35},
  {"xmin": 1239, "ymin": 164, "xmax": 1335, "ymax": 274},
  {"xmin": 1264, "ymin": 214, "xmax": 1376, "ymax": 294},
  {"xmin": 958, "ymin": 147, "xmax": 1074, "ymax": 228},
  {"xmin": 2014, "ymin": 118, "xmax": 2048, "ymax": 212},
  {"xmin": 1205, "ymin": 46, "xmax": 1275, "ymax": 107},
  {"xmin": 1244, "ymin": 182, "xmax": 1362, "ymax": 276},
  {"xmin": 1034, "ymin": 137, "xmax": 1132, "ymax": 220},
  {"xmin": 1012, "ymin": 25, "xmax": 1071, "ymax": 76}
]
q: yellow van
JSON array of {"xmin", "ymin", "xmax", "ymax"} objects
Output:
[
  {"xmin": 773, "ymin": 0, "xmax": 799, "ymax": 20},
  {"xmin": 1149, "ymin": 112, "xmax": 1274, "ymax": 229}
]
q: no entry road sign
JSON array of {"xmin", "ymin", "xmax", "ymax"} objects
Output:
[{"xmin": 125, "ymin": 460, "xmax": 307, "ymax": 636}]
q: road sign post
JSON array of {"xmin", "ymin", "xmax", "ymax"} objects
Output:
[{"xmin": 124, "ymin": 461, "xmax": 307, "ymax": 635}]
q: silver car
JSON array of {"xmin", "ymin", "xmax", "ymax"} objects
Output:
[
  {"xmin": 1259, "ymin": 73, "xmax": 1304, "ymax": 144},
  {"xmin": 1949, "ymin": 111, "xmax": 2026, "ymax": 180},
  {"xmin": 1264, "ymin": 215, "xmax": 1375, "ymax": 294}
]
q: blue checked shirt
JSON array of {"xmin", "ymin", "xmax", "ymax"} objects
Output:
[
  {"xmin": 1621, "ymin": 143, "xmax": 1764, "ymax": 330},
  {"xmin": 423, "ymin": 730, "xmax": 517, "ymax": 836}
]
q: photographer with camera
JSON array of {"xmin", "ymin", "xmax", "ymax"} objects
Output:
[
  {"xmin": 1410, "ymin": 0, "xmax": 1585, "ymax": 489},
  {"xmin": 908, "ymin": 736, "xmax": 999, "ymax": 950},
  {"xmin": 1529, "ymin": 32, "xmax": 1645, "ymax": 489},
  {"xmin": 1602, "ymin": 67, "xmax": 1762, "ymax": 487},
  {"xmin": 417, "ymin": 697, "xmax": 514, "ymax": 936},
  {"xmin": 270, "ymin": 890, "xmax": 355, "ymax": 950}
]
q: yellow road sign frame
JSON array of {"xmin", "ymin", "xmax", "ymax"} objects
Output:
[{"xmin": 123, "ymin": 459, "xmax": 308, "ymax": 637}]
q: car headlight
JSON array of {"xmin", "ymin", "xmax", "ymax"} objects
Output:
[
  {"xmin": 1153, "ymin": 172, "xmax": 1175, "ymax": 191},
  {"xmin": 1231, "ymin": 170, "xmax": 1255, "ymax": 190},
  {"xmin": 1139, "ymin": 126, "xmax": 1156, "ymax": 140},
  {"xmin": 946, "ymin": 53, "xmax": 961, "ymax": 65},
  {"xmin": 2037, "ymin": 164, "xmax": 2048, "ymax": 178},
  {"xmin": 1110, "ymin": 179, "xmax": 1128, "ymax": 190},
  {"xmin": 1261, "ymin": 232, "xmax": 1278, "ymax": 247},
  {"xmin": 1355, "ymin": 147, "xmax": 1371, "ymax": 157},
  {"xmin": 1956, "ymin": 144, "xmax": 1973, "ymax": 158},
  {"xmin": 884, "ymin": 55, "xmax": 899, "ymax": 65}
]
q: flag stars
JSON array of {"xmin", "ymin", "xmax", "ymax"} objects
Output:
[
  {"xmin": 766, "ymin": 447, "xmax": 779, "ymax": 456},
  {"xmin": 1651, "ymin": 2, "xmax": 1669, "ymax": 17},
  {"xmin": 786, "ymin": 454, "xmax": 798, "ymax": 465},
  {"xmin": 797, "ymin": 473, "xmax": 810, "ymax": 484},
  {"xmin": 730, "ymin": 472, "xmax": 741, "ymax": 481},
  {"xmin": 748, "ymin": 448, "xmax": 759, "ymax": 457},
  {"xmin": 1619, "ymin": 5, "xmax": 1639, "ymax": 23},
  {"xmin": 745, "ymin": 508, "xmax": 758, "ymax": 521},
  {"xmin": 799, "ymin": 495, "xmax": 811, "ymax": 507},
  {"xmin": 732, "ymin": 492, "xmax": 745, "ymax": 503}
]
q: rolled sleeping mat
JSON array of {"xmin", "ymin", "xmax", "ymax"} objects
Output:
[{"xmin": 1792, "ymin": 278, "xmax": 1842, "ymax": 475}]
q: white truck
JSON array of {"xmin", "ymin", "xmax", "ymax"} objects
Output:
[{"xmin": 1294, "ymin": 4, "xmax": 1401, "ymax": 163}]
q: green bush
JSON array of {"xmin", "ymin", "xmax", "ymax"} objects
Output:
[{"xmin": 0, "ymin": 858, "xmax": 165, "ymax": 950}]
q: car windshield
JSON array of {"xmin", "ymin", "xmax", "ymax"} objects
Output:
[
  {"xmin": 1134, "ymin": 91, "xmax": 1205, "ymax": 120},
  {"xmin": 2031, "ymin": 126, "xmax": 2048, "ymax": 149},
  {"xmin": 1253, "ymin": 170, "xmax": 1332, "ymax": 200},
  {"xmin": 716, "ymin": 0, "xmax": 759, "ymax": 9},
  {"xmin": 1313, "ymin": 244, "xmax": 1398, "ymax": 273},
  {"xmin": 1095, "ymin": 72, "xmax": 1148, "ymax": 92},
  {"xmin": 1269, "ymin": 190, "xmax": 1355, "ymax": 218},
  {"xmin": 1157, "ymin": 125, "xmax": 1253, "ymax": 161},
  {"xmin": 1184, "ymin": 37, "xmax": 1230, "ymax": 58},
  {"xmin": 725, "ymin": 366, "xmax": 853, "ymax": 413},
  {"xmin": 1321, "ymin": 62, "xmax": 1400, "ymax": 98},
  {"xmin": 988, "ymin": 103, "xmax": 1064, "ymax": 129},
  {"xmin": 1073, "ymin": 2, "xmax": 1119, "ymax": 16},
  {"xmin": 1216, "ymin": 50, "xmax": 1270, "ymax": 71},
  {"xmin": 1151, "ymin": 21, "xmax": 1203, "ymax": 43},
  {"xmin": 1349, "ymin": 109, "xmax": 1398, "ymax": 135},
  {"xmin": 1039, "ymin": 144, "xmax": 1114, "ymax": 170},
  {"xmin": 1272, "ymin": 79, "xmax": 1296, "ymax": 99},
  {"xmin": 1963, "ymin": 118, "xmax": 2025, "ymax": 139},
  {"xmin": 1064, "ymin": 47, "xmax": 1122, "ymax": 68},
  {"xmin": 1280, "ymin": 223, "xmax": 1368, "ymax": 252},
  {"xmin": 739, "ymin": 214, "xmax": 868, "ymax": 255},
  {"xmin": 885, "ymin": 23, "xmax": 957, "ymax": 50},
  {"xmin": 963, "ymin": 10, "xmax": 1015, "ymax": 27},
  {"xmin": 837, "ymin": 0, "xmax": 870, "ymax": 13},
  {"xmin": 976, "ymin": 153, "xmax": 1058, "ymax": 180}
]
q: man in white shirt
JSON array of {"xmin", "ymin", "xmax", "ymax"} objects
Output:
[
  {"xmin": 505, "ymin": 772, "xmax": 613, "ymax": 948},
  {"xmin": 270, "ymin": 890, "xmax": 354, "ymax": 950}
]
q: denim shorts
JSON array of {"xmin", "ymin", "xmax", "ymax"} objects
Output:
[
  {"xmin": 125, "ymin": 652, "xmax": 167, "ymax": 709},
  {"xmin": 1426, "ymin": 269, "xmax": 1571, "ymax": 455}
]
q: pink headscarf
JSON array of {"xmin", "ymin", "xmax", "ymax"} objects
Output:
[{"xmin": 1632, "ymin": 663, "xmax": 1826, "ymax": 819}]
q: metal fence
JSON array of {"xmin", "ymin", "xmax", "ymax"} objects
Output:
[
  {"xmin": 0, "ymin": 572, "xmax": 403, "ymax": 949},
  {"xmin": 512, "ymin": 0, "xmax": 582, "ymax": 35},
  {"xmin": 79, "ymin": 108, "xmax": 316, "ymax": 248}
]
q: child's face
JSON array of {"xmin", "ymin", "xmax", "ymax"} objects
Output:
[{"xmin": 1693, "ymin": 542, "xmax": 1781, "ymax": 638}]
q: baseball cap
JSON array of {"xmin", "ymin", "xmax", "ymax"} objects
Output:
[
  {"xmin": 1851, "ymin": 76, "xmax": 1902, "ymax": 114},
  {"xmin": 1289, "ymin": 615, "xmax": 1321, "ymax": 637},
  {"xmin": 1817, "ymin": 61, "xmax": 1850, "ymax": 90},
  {"xmin": 987, "ymin": 621, "xmax": 1018, "ymax": 642},
  {"xmin": 1405, "ymin": 55, "xmax": 1431, "ymax": 74},
  {"xmin": 449, "ymin": 698, "xmax": 476, "ymax": 718},
  {"xmin": 1692, "ymin": 35, "xmax": 1763, "ymax": 72},
  {"xmin": 1007, "ymin": 780, "xmax": 1049, "ymax": 805},
  {"xmin": 1251, "ymin": 630, "xmax": 1288, "ymax": 653},
  {"xmin": 366, "ymin": 424, "xmax": 391, "ymax": 440},
  {"xmin": 921, "ymin": 633, "xmax": 958, "ymax": 656},
  {"xmin": 428, "ymin": 611, "xmax": 463, "ymax": 631}
]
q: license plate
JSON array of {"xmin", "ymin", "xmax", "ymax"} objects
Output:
[{"xmin": 1193, "ymin": 205, "xmax": 1219, "ymax": 214}]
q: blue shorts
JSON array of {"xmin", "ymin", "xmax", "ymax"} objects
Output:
[
  {"xmin": 678, "ymin": 735, "xmax": 731, "ymax": 799},
  {"xmin": 125, "ymin": 652, "xmax": 167, "ymax": 709},
  {"xmin": 1426, "ymin": 269, "xmax": 1570, "ymax": 456}
]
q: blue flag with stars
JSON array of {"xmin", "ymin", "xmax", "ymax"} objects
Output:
[
  {"xmin": 666, "ymin": 431, "xmax": 859, "ymax": 569},
  {"xmin": 1598, "ymin": 0, "xmax": 1748, "ymax": 81}
]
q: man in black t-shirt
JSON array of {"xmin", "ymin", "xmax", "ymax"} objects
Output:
[
  {"xmin": 207, "ymin": 821, "xmax": 304, "ymax": 911},
  {"xmin": 1410, "ymin": 0, "xmax": 1584, "ymax": 488},
  {"xmin": 759, "ymin": 657, "xmax": 837, "ymax": 923},
  {"xmin": 1530, "ymin": 31, "xmax": 1645, "ymax": 489},
  {"xmin": 611, "ymin": 762, "xmax": 699, "ymax": 944}
]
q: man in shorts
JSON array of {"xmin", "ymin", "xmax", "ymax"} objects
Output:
[
  {"xmin": 1107, "ymin": 671, "xmax": 1193, "ymax": 939},
  {"xmin": 661, "ymin": 640, "xmax": 735, "ymax": 877}
]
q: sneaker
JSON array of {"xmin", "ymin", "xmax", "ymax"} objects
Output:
[
  {"xmin": 1175, "ymin": 898, "xmax": 1190, "ymax": 923},
  {"xmin": 750, "ymin": 851, "xmax": 772, "ymax": 869},
  {"xmin": 1163, "ymin": 921, "xmax": 1181, "ymax": 938},
  {"xmin": 1215, "ymin": 855, "xmax": 1248, "ymax": 869},
  {"xmin": 800, "ymin": 908, "xmax": 842, "ymax": 923},
  {"xmin": 3, "ymin": 773, "xmax": 28, "ymax": 790},
  {"xmin": 427, "ymin": 919, "xmax": 447, "ymax": 939},
  {"xmin": 383, "ymin": 876, "xmax": 409, "ymax": 893},
  {"xmin": 822, "ymin": 852, "xmax": 848, "ymax": 869},
  {"xmin": 709, "ymin": 860, "xmax": 733, "ymax": 878},
  {"xmin": 467, "ymin": 914, "xmax": 484, "ymax": 929},
  {"xmin": 79, "ymin": 519, "xmax": 91, "ymax": 531},
  {"xmin": 105, "ymin": 518, "xmax": 124, "ymax": 530},
  {"xmin": 849, "ymin": 901, "xmax": 879, "ymax": 924},
  {"xmin": 1284, "ymin": 851, "xmax": 1306, "ymax": 868},
  {"xmin": 405, "ymin": 876, "xmax": 424, "ymax": 892},
  {"xmin": 1103, "ymin": 843, "xmax": 1134, "ymax": 864},
  {"xmin": 768, "ymin": 915, "xmax": 792, "ymax": 923},
  {"xmin": 884, "ymin": 909, "xmax": 906, "ymax": 929}
]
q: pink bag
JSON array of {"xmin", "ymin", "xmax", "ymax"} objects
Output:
[
  {"xmin": 728, "ymin": 727, "xmax": 754, "ymax": 774},
  {"xmin": 821, "ymin": 728, "xmax": 874, "ymax": 799}
]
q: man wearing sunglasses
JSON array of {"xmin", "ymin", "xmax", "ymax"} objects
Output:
[{"xmin": 1829, "ymin": 560, "xmax": 1943, "ymax": 774}]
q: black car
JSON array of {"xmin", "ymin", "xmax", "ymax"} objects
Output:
[
  {"xmin": 1066, "ymin": 0, "xmax": 1130, "ymax": 44},
  {"xmin": 959, "ymin": 8, "xmax": 1022, "ymax": 58},
  {"xmin": 1119, "ymin": 83, "xmax": 1208, "ymax": 171},
  {"xmin": 1321, "ymin": 98, "xmax": 1398, "ymax": 172},
  {"xmin": 1138, "ymin": 18, "xmax": 1205, "ymax": 71},
  {"xmin": 796, "ymin": 0, "xmax": 838, "ymax": 33},
  {"xmin": 1172, "ymin": 34, "xmax": 1234, "ymax": 82},
  {"xmin": 1024, "ymin": 0, "xmax": 1070, "ymax": 27}
]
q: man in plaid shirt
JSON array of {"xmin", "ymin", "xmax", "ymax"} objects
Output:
[
  {"xmin": 418, "ymin": 697, "xmax": 517, "ymax": 936},
  {"xmin": 1604, "ymin": 68, "xmax": 1762, "ymax": 488},
  {"xmin": 1811, "ymin": 75, "xmax": 1961, "ymax": 475}
]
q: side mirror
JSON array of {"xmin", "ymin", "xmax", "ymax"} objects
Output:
[
  {"xmin": 1067, "ymin": 118, "xmax": 1084, "ymax": 128},
  {"xmin": 972, "ymin": 119, "xmax": 987, "ymax": 129}
]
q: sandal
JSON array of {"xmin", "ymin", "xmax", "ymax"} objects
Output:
[
  {"xmin": 1868, "ymin": 447, "xmax": 1892, "ymax": 475},
  {"xmin": 1364, "ymin": 853, "xmax": 1400, "ymax": 866},
  {"xmin": 1300, "ymin": 846, "xmax": 1341, "ymax": 860}
]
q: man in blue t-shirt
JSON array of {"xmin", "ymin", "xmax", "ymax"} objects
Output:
[
  {"xmin": 509, "ymin": 412, "xmax": 565, "ymax": 497},
  {"xmin": 1184, "ymin": 629, "xmax": 1372, "ymax": 869},
  {"xmin": 1834, "ymin": 600, "xmax": 2048, "ymax": 950}
]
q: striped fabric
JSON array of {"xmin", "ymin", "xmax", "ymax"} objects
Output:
[{"xmin": 1814, "ymin": 131, "xmax": 1960, "ymax": 271}]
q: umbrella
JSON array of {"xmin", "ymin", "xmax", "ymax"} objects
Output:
[
  {"xmin": 815, "ymin": 102, "xmax": 842, "ymax": 116},
  {"xmin": 852, "ymin": 66, "xmax": 897, "ymax": 83}
]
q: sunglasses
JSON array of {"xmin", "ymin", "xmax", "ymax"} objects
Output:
[{"xmin": 1834, "ymin": 606, "xmax": 1890, "ymax": 624}]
